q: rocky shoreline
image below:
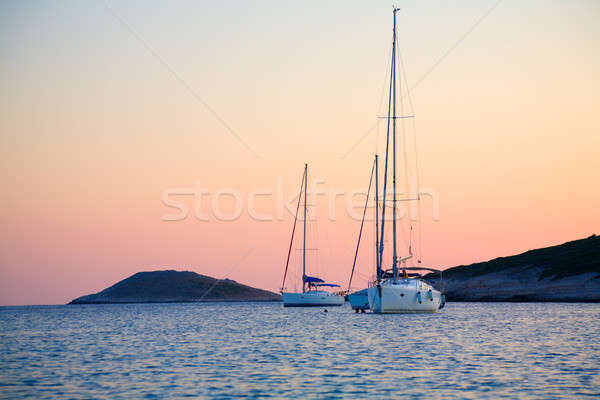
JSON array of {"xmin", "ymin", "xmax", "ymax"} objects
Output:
[{"xmin": 429, "ymin": 235, "xmax": 600, "ymax": 303}]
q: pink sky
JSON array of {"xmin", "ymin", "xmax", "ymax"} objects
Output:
[{"xmin": 1, "ymin": 1, "xmax": 599, "ymax": 305}]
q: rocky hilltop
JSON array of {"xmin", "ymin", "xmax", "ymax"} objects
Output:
[
  {"xmin": 69, "ymin": 270, "xmax": 281, "ymax": 304},
  {"xmin": 430, "ymin": 235, "xmax": 600, "ymax": 302}
]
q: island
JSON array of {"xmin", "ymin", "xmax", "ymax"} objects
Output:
[
  {"xmin": 429, "ymin": 235, "xmax": 600, "ymax": 302},
  {"xmin": 69, "ymin": 270, "xmax": 282, "ymax": 304}
]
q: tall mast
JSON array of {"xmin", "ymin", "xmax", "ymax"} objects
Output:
[
  {"xmin": 302, "ymin": 163, "xmax": 308, "ymax": 293},
  {"xmin": 375, "ymin": 154, "xmax": 380, "ymax": 276},
  {"xmin": 392, "ymin": 7, "xmax": 399, "ymax": 283},
  {"xmin": 281, "ymin": 167, "xmax": 305, "ymax": 291},
  {"xmin": 378, "ymin": 9, "xmax": 396, "ymax": 281}
]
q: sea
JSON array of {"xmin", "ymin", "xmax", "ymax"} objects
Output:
[{"xmin": 1, "ymin": 302, "xmax": 599, "ymax": 399}]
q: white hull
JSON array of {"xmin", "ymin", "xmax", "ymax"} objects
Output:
[
  {"xmin": 368, "ymin": 279, "xmax": 443, "ymax": 313},
  {"xmin": 282, "ymin": 291, "xmax": 344, "ymax": 307},
  {"xmin": 348, "ymin": 289, "xmax": 369, "ymax": 311}
]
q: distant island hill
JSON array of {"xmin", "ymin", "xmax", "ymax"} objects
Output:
[
  {"xmin": 69, "ymin": 235, "xmax": 599, "ymax": 304},
  {"xmin": 69, "ymin": 270, "xmax": 282, "ymax": 304}
]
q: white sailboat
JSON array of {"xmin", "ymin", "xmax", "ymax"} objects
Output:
[
  {"xmin": 367, "ymin": 8, "xmax": 445, "ymax": 313},
  {"xmin": 368, "ymin": 260, "xmax": 445, "ymax": 313},
  {"xmin": 281, "ymin": 164, "xmax": 344, "ymax": 307}
]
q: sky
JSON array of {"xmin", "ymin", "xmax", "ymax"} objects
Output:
[{"xmin": 1, "ymin": 0, "xmax": 599, "ymax": 305}]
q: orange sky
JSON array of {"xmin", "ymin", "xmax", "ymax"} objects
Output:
[{"xmin": 1, "ymin": 1, "xmax": 599, "ymax": 305}]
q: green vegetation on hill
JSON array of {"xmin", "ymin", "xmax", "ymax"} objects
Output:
[{"xmin": 442, "ymin": 235, "xmax": 600, "ymax": 280}]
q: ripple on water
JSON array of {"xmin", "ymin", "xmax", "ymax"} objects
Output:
[{"xmin": 0, "ymin": 302, "xmax": 599, "ymax": 399}]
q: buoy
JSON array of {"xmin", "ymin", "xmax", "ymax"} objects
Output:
[{"xmin": 324, "ymin": 309, "xmax": 328, "ymax": 313}]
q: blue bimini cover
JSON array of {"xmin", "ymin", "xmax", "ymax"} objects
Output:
[{"xmin": 303, "ymin": 276, "xmax": 325, "ymax": 283}]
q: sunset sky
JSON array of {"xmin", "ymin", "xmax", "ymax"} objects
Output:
[{"xmin": 1, "ymin": 0, "xmax": 599, "ymax": 305}]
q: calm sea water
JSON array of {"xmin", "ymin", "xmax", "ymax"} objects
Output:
[{"xmin": 1, "ymin": 302, "xmax": 599, "ymax": 399}]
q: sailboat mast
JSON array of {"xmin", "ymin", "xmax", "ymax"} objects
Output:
[
  {"xmin": 375, "ymin": 154, "xmax": 379, "ymax": 275},
  {"xmin": 378, "ymin": 9, "xmax": 396, "ymax": 281},
  {"xmin": 302, "ymin": 163, "xmax": 307, "ymax": 293},
  {"xmin": 281, "ymin": 168, "xmax": 305, "ymax": 291},
  {"xmin": 392, "ymin": 8, "xmax": 399, "ymax": 283}
]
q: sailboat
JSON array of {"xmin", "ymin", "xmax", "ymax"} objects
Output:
[
  {"xmin": 281, "ymin": 164, "xmax": 345, "ymax": 307},
  {"xmin": 367, "ymin": 8, "xmax": 445, "ymax": 313}
]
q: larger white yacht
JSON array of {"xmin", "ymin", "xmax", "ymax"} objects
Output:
[
  {"xmin": 368, "ymin": 257, "xmax": 444, "ymax": 313},
  {"xmin": 366, "ymin": 8, "xmax": 445, "ymax": 313}
]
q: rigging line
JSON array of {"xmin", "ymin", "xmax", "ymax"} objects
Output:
[
  {"xmin": 397, "ymin": 209, "xmax": 410, "ymax": 257},
  {"xmin": 307, "ymin": 200, "xmax": 316, "ymax": 277},
  {"xmin": 376, "ymin": 45, "xmax": 393, "ymax": 156},
  {"xmin": 398, "ymin": 47, "xmax": 421, "ymax": 201},
  {"xmin": 375, "ymin": 119, "xmax": 382, "ymax": 161},
  {"xmin": 405, "ymin": 0, "xmax": 504, "ymax": 97},
  {"xmin": 418, "ymin": 201, "xmax": 423, "ymax": 261},
  {"xmin": 320, "ymin": 206, "xmax": 334, "ymax": 280},
  {"xmin": 396, "ymin": 23, "xmax": 412, "ymax": 218},
  {"xmin": 353, "ymin": 269, "xmax": 373, "ymax": 284},
  {"xmin": 340, "ymin": 0, "xmax": 504, "ymax": 160},
  {"xmin": 373, "ymin": 207, "xmax": 377, "ymax": 277},
  {"xmin": 398, "ymin": 43, "xmax": 424, "ymax": 262},
  {"xmin": 340, "ymin": 121, "xmax": 378, "ymax": 160},
  {"xmin": 397, "ymin": 49, "xmax": 415, "ymax": 114},
  {"xmin": 411, "ymin": 111, "xmax": 424, "ymax": 262},
  {"xmin": 281, "ymin": 168, "xmax": 305, "ymax": 291},
  {"xmin": 341, "ymin": 41, "xmax": 393, "ymax": 160},
  {"xmin": 101, "ymin": 0, "xmax": 260, "ymax": 158},
  {"xmin": 198, "ymin": 248, "xmax": 254, "ymax": 301},
  {"xmin": 313, "ymin": 200, "xmax": 321, "ymax": 279},
  {"xmin": 348, "ymin": 159, "xmax": 376, "ymax": 292},
  {"xmin": 409, "ymin": 224, "xmax": 413, "ymax": 256}
]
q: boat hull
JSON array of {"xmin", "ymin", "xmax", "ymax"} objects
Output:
[
  {"xmin": 282, "ymin": 291, "xmax": 344, "ymax": 307},
  {"xmin": 348, "ymin": 289, "xmax": 370, "ymax": 311},
  {"xmin": 368, "ymin": 279, "xmax": 443, "ymax": 313}
]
